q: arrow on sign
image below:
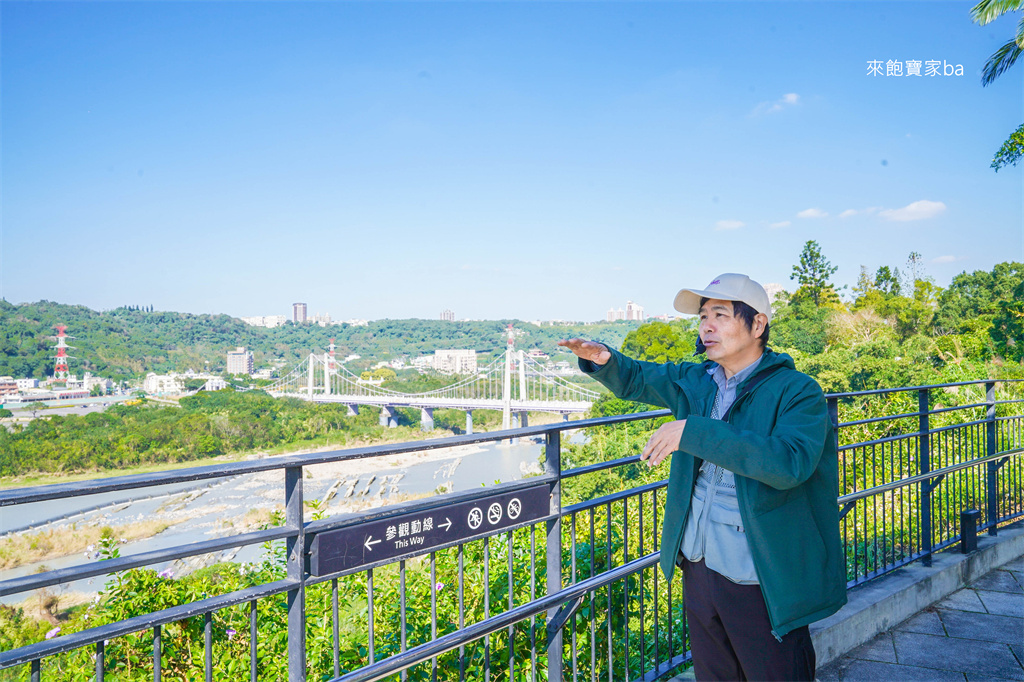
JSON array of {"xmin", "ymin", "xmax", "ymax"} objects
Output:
[
  {"xmin": 439, "ymin": 517, "xmax": 453, "ymax": 531},
  {"xmin": 364, "ymin": 536, "xmax": 382, "ymax": 551}
]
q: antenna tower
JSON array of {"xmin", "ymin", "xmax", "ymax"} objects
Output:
[{"xmin": 52, "ymin": 325, "xmax": 76, "ymax": 381}]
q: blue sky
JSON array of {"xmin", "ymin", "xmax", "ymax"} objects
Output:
[{"xmin": 2, "ymin": 1, "xmax": 1021, "ymax": 322}]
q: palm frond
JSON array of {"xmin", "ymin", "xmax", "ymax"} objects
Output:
[
  {"xmin": 970, "ymin": 0, "xmax": 1024, "ymax": 26},
  {"xmin": 981, "ymin": 37, "xmax": 1024, "ymax": 85}
]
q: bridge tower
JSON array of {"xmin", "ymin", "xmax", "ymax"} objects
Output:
[
  {"xmin": 51, "ymin": 325, "xmax": 75, "ymax": 382},
  {"xmin": 502, "ymin": 324, "xmax": 514, "ymax": 430},
  {"xmin": 307, "ymin": 353, "xmax": 315, "ymax": 399},
  {"xmin": 324, "ymin": 338, "xmax": 337, "ymax": 397}
]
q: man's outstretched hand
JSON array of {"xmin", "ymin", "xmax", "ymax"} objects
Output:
[{"xmin": 557, "ymin": 338, "xmax": 612, "ymax": 366}]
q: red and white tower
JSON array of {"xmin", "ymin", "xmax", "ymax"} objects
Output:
[{"xmin": 51, "ymin": 325, "xmax": 76, "ymax": 381}]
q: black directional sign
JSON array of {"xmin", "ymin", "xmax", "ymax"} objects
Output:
[{"xmin": 309, "ymin": 484, "xmax": 551, "ymax": 576}]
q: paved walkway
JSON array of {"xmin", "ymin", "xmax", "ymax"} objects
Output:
[{"xmin": 816, "ymin": 556, "xmax": 1024, "ymax": 681}]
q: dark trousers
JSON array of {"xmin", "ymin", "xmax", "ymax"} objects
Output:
[{"xmin": 681, "ymin": 557, "xmax": 816, "ymax": 682}]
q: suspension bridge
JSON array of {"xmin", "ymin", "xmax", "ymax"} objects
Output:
[{"xmin": 264, "ymin": 327, "xmax": 600, "ymax": 432}]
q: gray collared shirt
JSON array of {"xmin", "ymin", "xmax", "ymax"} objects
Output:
[{"xmin": 679, "ymin": 353, "xmax": 764, "ymax": 584}]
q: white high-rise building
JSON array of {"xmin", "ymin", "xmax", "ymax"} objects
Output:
[
  {"xmin": 293, "ymin": 303, "xmax": 307, "ymax": 324},
  {"xmin": 625, "ymin": 301, "xmax": 645, "ymax": 321},
  {"xmin": 434, "ymin": 349, "xmax": 477, "ymax": 374},
  {"xmin": 440, "ymin": 309, "xmax": 455, "ymax": 322},
  {"xmin": 227, "ymin": 347, "xmax": 254, "ymax": 375},
  {"xmin": 607, "ymin": 301, "xmax": 644, "ymax": 322}
]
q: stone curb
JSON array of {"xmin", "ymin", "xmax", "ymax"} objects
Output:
[{"xmin": 810, "ymin": 518, "xmax": 1024, "ymax": 668}]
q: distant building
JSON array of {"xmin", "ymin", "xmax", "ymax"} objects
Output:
[
  {"xmin": 763, "ymin": 283, "xmax": 785, "ymax": 305},
  {"xmin": 203, "ymin": 377, "xmax": 229, "ymax": 391},
  {"xmin": 143, "ymin": 373, "xmax": 185, "ymax": 394},
  {"xmin": 16, "ymin": 378, "xmax": 38, "ymax": 390},
  {"xmin": 293, "ymin": 303, "xmax": 307, "ymax": 324},
  {"xmin": 607, "ymin": 301, "xmax": 645, "ymax": 322},
  {"xmin": 84, "ymin": 374, "xmax": 113, "ymax": 394},
  {"xmin": 253, "ymin": 368, "xmax": 274, "ymax": 380},
  {"xmin": 440, "ymin": 309, "xmax": 455, "ymax": 322},
  {"xmin": 0, "ymin": 377, "xmax": 18, "ymax": 398},
  {"xmin": 411, "ymin": 356, "xmax": 434, "ymax": 370},
  {"xmin": 344, "ymin": 319, "xmax": 368, "ymax": 327},
  {"xmin": 310, "ymin": 312, "xmax": 332, "ymax": 327},
  {"xmin": 434, "ymin": 349, "xmax": 477, "ymax": 375},
  {"xmin": 242, "ymin": 315, "xmax": 287, "ymax": 328},
  {"xmin": 226, "ymin": 347, "xmax": 254, "ymax": 375}
]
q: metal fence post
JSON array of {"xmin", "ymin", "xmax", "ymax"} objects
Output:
[
  {"xmin": 986, "ymin": 381, "xmax": 999, "ymax": 536},
  {"xmin": 918, "ymin": 389, "xmax": 932, "ymax": 567},
  {"xmin": 285, "ymin": 465, "xmax": 307, "ymax": 681},
  {"xmin": 545, "ymin": 430, "xmax": 563, "ymax": 680},
  {"xmin": 827, "ymin": 396, "xmax": 840, "ymax": 460}
]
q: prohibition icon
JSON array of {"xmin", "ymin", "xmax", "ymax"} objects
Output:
[
  {"xmin": 467, "ymin": 507, "xmax": 483, "ymax": 530},
  {"xmin": 487, "ymin": 503, "xmax": 503, "ymax": 525},
  {"xmin": 507, "ymin": 498, "xmax": 522, "ymax": 520}
]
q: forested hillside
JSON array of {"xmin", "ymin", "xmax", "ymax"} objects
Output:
[
  {"xmin": 2, "ymin": 247, "xmax": 1021, "ymax": 390},
  {"xmin": 0, "ymin": 301, "xmax": 642, "ymax": 382}
]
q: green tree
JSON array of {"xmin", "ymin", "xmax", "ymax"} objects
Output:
[
  {"xmin": 620, "ymin": 319, "xmax": 700, "ymax": 364},
  {"xmin": 790, "ymin": 240, "xmax": 839, "ymax": 306},
  {"xmin": 875, "ymin": 265, "xmax": 902, "ymax": 297},
  {"xmin": 991, "ymin": 280, "xmax": 1024, "ymax": 361},
  {"xmin": 971, "ymin": 0, "xmax": 1024, "ymax": 170}
]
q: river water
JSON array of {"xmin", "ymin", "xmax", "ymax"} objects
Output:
[{"xmin": 1, "ymin": 437, "xmax": 553, "ymax": 606}]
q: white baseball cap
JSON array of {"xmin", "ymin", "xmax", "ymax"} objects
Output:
[{"xmin": 673, "ymin": 273, "xmax": 773, "ymax": 323}]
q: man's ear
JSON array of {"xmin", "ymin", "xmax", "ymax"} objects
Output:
[{"xmin": 754, "ymin": 314, "xmax": 768, "ymax": 338}]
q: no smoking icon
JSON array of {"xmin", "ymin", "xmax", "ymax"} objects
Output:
[
  {"xmin": 487, "ymin": 503, "xmax": 503, "ymax": 525},
  {"xmin": 507, "ymin": 498, "xmax": 522, "ymax": 520}
]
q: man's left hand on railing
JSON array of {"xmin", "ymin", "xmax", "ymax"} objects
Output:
[{"xmin": 641, "ymin": 420, "xmax": 686, "ymax": 467}]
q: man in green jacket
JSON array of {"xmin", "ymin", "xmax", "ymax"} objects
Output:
[{"xmin": 558, "ymin": 273, "xmax": 846, "ymax": 681}]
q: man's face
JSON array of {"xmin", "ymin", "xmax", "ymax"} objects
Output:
[{"xmin": 698, "ymin": 298, "xmax": 762, "ymax": 366}]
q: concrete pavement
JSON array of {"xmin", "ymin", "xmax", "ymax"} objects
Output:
[{"xmin": 816, "ymin": 556, "xmax": 1023, "ymax": 681}]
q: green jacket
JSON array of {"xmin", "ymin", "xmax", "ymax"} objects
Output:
[{"xmin": 582, "ymin": 347, "xmax": 847, "ymax": 639}]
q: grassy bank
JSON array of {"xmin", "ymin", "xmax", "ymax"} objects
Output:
[{"xmin": 0, "ymin": 520, "xmax": 172, "ymax": 570}]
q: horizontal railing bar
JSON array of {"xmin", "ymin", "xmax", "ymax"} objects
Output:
[
  {"xmin": 826, "ymin": 378, "xmax": 1022, "ymax": 400},
  {"xmin": 927, "ymin": 402, "xmax": 988, "ymax": 415},
  {"xmin": 838, "ymin": 411, "xmax": 920, "ymax": 428},
  {"xmin": 0, "ymin": 413, "xmax": 669, "ymax": 507},
  {"xmin": 563, "ymin": 480, "xmax": 668, "ymax": 515},
  {"xmin": 332, "ymin": 552, "xmax": 661, "ymax": 682},
  {"xmin": 0, "ymin": 579, "xmax": 298, "ymax": 669},
  {"xmin": 837, "ymin": 448, "xmax": 1023, "ymax": 506},
  {"xmin": 643, "ymin": 652, "xmax": 693, "ymax": 682},
  {"xmin": 929, "ymin": 418, "xmax": 989, "ymax": 435},
  {"xmin": 837, "ymin": 402, "xmax": 992, "ymax": 429},
  {"xmin": 0, "ymin": 526, "xmax": 297, "ymax": 598},
  {"xmin": 563, "ymin": 454, "xmax": 645, "ymax": 479},
  {"xmin": 837, "ymin": 418, "xmax": 990, "ymax": 451},
  {"xmin": 995, "ymin": 398, "xmax": 1024, "ymax": 406}
]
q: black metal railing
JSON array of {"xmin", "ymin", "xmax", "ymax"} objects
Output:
[{"xmin": 1, "ymin": 379, "xmax": 1022, "ymax": 681}]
